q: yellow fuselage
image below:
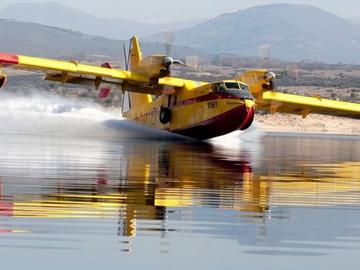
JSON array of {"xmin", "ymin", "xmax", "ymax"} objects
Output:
[{"xmin": 123, "ymin": 80, "xmax": 255, "ymax": 140}]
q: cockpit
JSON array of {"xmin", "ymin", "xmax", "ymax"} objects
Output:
[{"xmin": 212, "ymin": 81, "xmax": 254, "ymax": 100}]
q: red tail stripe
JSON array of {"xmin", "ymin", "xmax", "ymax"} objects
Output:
[
  {"xmin": 0, "ymin": 53, "xmax": 19, "ymax": 65},
  {"xmin": 99, "ymin": 87, "xmax": 112, "ymax": 98}
]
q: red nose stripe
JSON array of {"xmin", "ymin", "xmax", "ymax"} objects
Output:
[{"xmin": 0, "ymin": 53, "xmax": 19, "ymax": 65}]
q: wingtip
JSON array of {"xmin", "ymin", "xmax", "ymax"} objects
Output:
[{"xmin": 0, "ymin": 53, "xmax": 19, "ymax": 65}]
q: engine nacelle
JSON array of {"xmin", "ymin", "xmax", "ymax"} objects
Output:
[
  {"xmin": 264, "ymin": 71, "xmax": 276, "ymax": 81},
  {"xmin": 0, "ymin": 74, "xmax": 7, "ymax": 89}
]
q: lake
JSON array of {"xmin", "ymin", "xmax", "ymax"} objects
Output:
[
  {"xmin": 0, "ymin": 131, "xmax": 359, "ymax": 270},
  {"xmin": 0, "ymin": 92, "xmax": 359, "ymax": 269}
]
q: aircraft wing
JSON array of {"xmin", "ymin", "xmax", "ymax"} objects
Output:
[
  {"xmin": 257, "ymin": 91, "xmax": 360, "ymax": 118},
  {"xmin": 0, "ymin": 53, "xmax": 205, "ymax": 95},
  {"xmin": 158, "ymin": 77, "xmax": 185, "ymax": 88},
  {"xmin": 0, "ymin": 52, "xmax": 151, "ymax": 89}
]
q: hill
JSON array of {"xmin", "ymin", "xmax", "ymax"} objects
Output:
[
  {"xmin": 0, "ymin": 2, "xmax": 204, "ymax": 40},
  {"xmin": 144, "ymin": 4, "xmax": 360, "ymax": 64},
  {"xmin": 350, "ymin": 16, "xmax": 360, "ymax": 26},
  {"xmin": 0, "ymin": 19, "xmax": 199, "ymax": 60}
]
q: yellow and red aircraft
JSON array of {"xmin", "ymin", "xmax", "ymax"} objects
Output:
[{"xmin": 0, "ymin": 36, "xmax": 359, "ymax": 140}]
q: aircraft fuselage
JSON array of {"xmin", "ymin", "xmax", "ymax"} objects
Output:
[{"xmin": 123, "ymin": 80, "xmax": 255, "ymax": 140}]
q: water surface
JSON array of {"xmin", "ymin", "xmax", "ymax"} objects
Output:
[
  {"xmin": 0, "ymin": 133, "xmax": 359, "ymax": 270},
  {"xmin": 0, "ymin": 91, "xmax": 360, "ymax": 269}
]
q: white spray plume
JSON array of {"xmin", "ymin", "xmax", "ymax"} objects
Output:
[{"xmin": 0, "ymin": 90, "xmax": 186, "ymax": 140}]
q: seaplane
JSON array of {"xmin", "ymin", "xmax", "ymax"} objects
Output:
[{"xmin": 0, "ymin": 37, "xmax": 359, "ymax": 140}]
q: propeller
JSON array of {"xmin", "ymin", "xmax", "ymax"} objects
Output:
[
  {"xmin": 162, "ymin": 56, "xmax": 185, "ymax": 69},
  {"xmin": 164, "ymin": 31, "xmax": 175, "ymax": 56},
  {"xmin": 123, "ymin": 42, "xmax": 131, "ymax": 71},
  {"xmin": 263, "ymin": 71, "xmax": 277, "ymax": 91},
  {"xmin": 264, "ymin": 71, "xmax": 276, "ymax": 81},
  {"xmin": 161, "ymin": 31, "xmax": 191, "ymax": 74},
  {"xmin": 266, "ymin": 66, "xmax": 300, "ymax": 92}
]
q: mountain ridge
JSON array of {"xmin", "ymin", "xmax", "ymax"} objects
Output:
[
  {"xmin": 144, "ymin": 4, "xmax": 360, "ymax": 64},
  {"xmin": 0, "ymin": 2, "xmax": 205, "ymax": 40},
  {"xmin": 0, "ymin": 19, "xmax": 200, "ymax": 60}
]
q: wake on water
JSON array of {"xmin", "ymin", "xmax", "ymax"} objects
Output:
[
  {"xmin": 0, "ymin": 90, "xmax": 263, "ymax": 145},
  {"xmin": 0, "ymin": 90, "xmax": 179, "ymax": 139}
]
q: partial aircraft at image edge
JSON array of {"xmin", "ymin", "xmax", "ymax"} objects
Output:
[{"xmin": 0, "ymin": 36, "xmax": 359, "ymax": 140}]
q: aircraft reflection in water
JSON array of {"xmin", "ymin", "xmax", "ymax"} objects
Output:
[
  {"xmin": 0, "ymin": 142, "xmax": 253, "ymax": 237},
  {"xmin": 0, "ymin": 137, "xmax": 360, "ymax": 241}
]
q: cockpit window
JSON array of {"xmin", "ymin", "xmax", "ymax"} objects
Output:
[
  {"xmin": 212, "ymin": 81, "xmax": 253, "ymax": 99},
  {"xmin": 239, "ymin": 83, "xmax": 250, "ymax": 92},
  {"xmin": 213, "ymin": 82, "xmax": 226, "ymax": 92},
  {"xmin": 225, "ymin": 82, "xmax": 240, "ymax": 90},
  {"xmin": 212, "ymin": 82, "xmax": 251, "ymax": 94}
]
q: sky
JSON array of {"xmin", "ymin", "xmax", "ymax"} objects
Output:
[{"xmin": 0, "ymin": 0, "xmax": 360, "ymax": 22}]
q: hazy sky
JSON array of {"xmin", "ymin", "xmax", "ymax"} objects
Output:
[{"xmin": 1, "ymin": 0, "xmax": 360, "ymax": 22}]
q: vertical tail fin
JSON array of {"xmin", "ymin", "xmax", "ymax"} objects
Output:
[
  {"xmin": 129, "ymin": 36, "xmax": 142, "ymax": 71},
  {"xmin": 127, "ymin": 36, "xmax": 152, "ymax": 108}
]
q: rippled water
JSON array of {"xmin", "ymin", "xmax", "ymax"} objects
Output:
[
  {"xmin": 0, "ymin": 93, "xmax": 359, "ymax": 269},
  {"xmin": 0, "ymin": 133, "xmax": 359, "ymax": 269}
]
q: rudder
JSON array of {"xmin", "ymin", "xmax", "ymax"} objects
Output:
[{"xmin": 127, "ymin": 36, "xmax": 152, "ymax": 108}]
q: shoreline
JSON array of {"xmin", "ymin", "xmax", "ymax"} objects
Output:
[
  {"xmin": 255, "ymin": 113, "xmax": 360, "ymax": 136},
  {"xmin": 262, "ymin": 130, "xmax": 360, "ymax": 139}
]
